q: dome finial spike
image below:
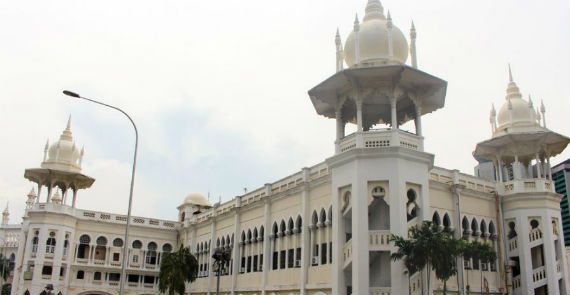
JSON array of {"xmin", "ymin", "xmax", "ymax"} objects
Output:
[
  {"xmin": 508, "ymin": 63, "xmax": 513, "ymax": 83},
  {"xmin": 411, "ymin": 20, "xmax": 415, "ymax": 30},
  {"xmin": 364, "ymin": 0, "xmax": 385, "ymax": 21},
  {"xmin": 66, "ymin": 115, "xmax": 72, "ymax": 131}
]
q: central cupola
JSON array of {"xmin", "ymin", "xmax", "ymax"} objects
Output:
[{"xmin": 344, "ymin": 0, "xmax": 409, "ymax": 67}]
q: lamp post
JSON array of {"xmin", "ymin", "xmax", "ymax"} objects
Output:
[
  {"xmin": 63, "ymin": 90, "xmax": 138, "ymax": 295},
  {"xmin": 211, "ymin": 247, "xmax": 231, "ymax": 295}
]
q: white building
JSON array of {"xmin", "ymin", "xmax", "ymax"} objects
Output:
[{"xmin": 1, "ymin": 1, "xmax": 569, "ymax": 295}]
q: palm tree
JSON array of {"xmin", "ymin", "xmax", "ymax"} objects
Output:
[
  {"xmin": 158, "ymin": 245, "xmax": 199, "ymax": 295},
  {"xmin": 461, "ymin": 240, "xmax": 478, "ymax": 295},
  {"xmin": 431, "ymin": 231, "xmax": 462, "ymax": 295},
  {"xmin": 390, "ymin": 234, "xmax": 419, "ymax": 295}
]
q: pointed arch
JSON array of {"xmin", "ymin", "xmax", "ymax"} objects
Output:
[
  {"xmin": 462, "ymin": 216, "xmax": 469, "ymax": 234},
  {"xmin": 288, "ymin": 217, "xmax": 295, "ymax": 231},
  {"xmin": 471, "ymin": 218, "xmax": 478, "ymax": 235},
  {"xmin": 216, "ymin": 238, "xmax": 220, "ymax": 248},
  {"xmin": 480, "ymin": 219, "xmax": 487, "ymax": 236},
  {"xmin": 489, "ymin": 221, "xmax": 496, "ymax": 236},
  {"xmin": 432, "ymin": 211, "xmax": 441, "ymax": 226},
  {"xmin": 241, "ymin": 231, "xmax": 246, "ymax": 242},
  {"xmin": 296, "ymin": 215, "xmax": 303, "ymax": 232},
  {"xmin": 247, "ymin": 229, "xmax": 252, "ymax": 242},
  {"xmin": 280, "ymin": 220, "xmax": 286, "ymax": 234},
  {"xmin": 312, "ymin": 210, "xmax": 318, "ymax": 226},
  {"xmin": 253, "ymin": 227, "xmax": 259, "ymax": 241},
  {"xmin": 272, "ymin": 222, "xmax": 279, "ymax": 235},
  {"xmin": 443, "ymin": 213, "xmax": 451, "ymax": 228},
  {"xmin": 319, "ymin": 208, "xmax": 326, "ymax": 223},
  {"xmin": 259, "ymin": 226, "xmax": 264, "ymax": 240}
]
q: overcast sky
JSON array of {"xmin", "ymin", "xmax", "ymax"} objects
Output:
[{"xmin": 1, "ymin": 0, "xmax": 569, "ymax": 223}]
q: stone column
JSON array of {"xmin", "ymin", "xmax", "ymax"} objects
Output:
[
  {"xmin": 543, "ymin": 211, "xmax": 560, "ymax": 294},
  {"xmin": 351, "ymin": 175, "xmax": 370, "ymax": 294},
  {"xmin": 513, "ymin": 155, "xmax": 521, "ymax": 180},
  {"xmin": 261, "ymin": 189, "xmax": 272, "ymax": 294},
  {"xmin": 207, "ymin": 218, "xmax": 217, "ymax": 295},
  {"xmin": 390, "ymin": 96, "xmax": 398, "ymax": 129},
  {"xmin": 231, "ymin": 198, "xmax": 241, "ymax": 294},
  {"xmin": 331, "ymin": 184, "xmax": 346, "ymax": 294},
  {"xmin": 451, "ymin": 179, "xmax": 466, "ymax": 295},
  {"xmin": 300, "ymin": 168, "xmax": 311, "ymax": 295},
  {"xmin": 414, "ymin": 102, "xmax": 422, "ymax": 137}
]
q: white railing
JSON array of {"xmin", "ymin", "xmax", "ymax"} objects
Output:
[
  {"xmin": 512, "ymin": 275, "xmax": 521, "ymax": 289},
  {"xmin": 369, "ymin": 230, "xmax": 391, "ymax": 250},
  {"xmin": 343, "ymin": 239, "xmax": 353, "ymax": 267},
  {"xmin": 532, "ymin": 266, "xmax": 546, "ymax": 283},
  {"xmin": 503, "ymin": 179, "xmax": 554, "ymax": 195},
  {"xmin": 529, "ymin": 228, "xmax": 543, "ymax": 243},
  {"xmin": 338, "ymin": 129, "xmax": 422, "ymax": 154},
  {"xmin": 508, "ymin": 238, "xmax": 518, "ymax": 252},
  {"xmin": 370, "ymin": 287, "xmax": 391, "ymax": 295}
]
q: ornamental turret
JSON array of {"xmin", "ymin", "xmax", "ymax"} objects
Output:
[
  {"xmin": 24, "ymin": 117, "xmax": 95, "ymax": 208},
  {"xmin": 2, "ymin": 203, "xmax": 8, "ymax": 225}
]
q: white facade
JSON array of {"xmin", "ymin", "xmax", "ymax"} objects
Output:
[{"xmin": 1, "ymin": 1, "xmax": 570, "ymax": 295}]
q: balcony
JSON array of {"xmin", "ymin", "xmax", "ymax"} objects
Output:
[
  {"xmin": 370, "ymin": 287, "xmax": 391, "ymax": 295},
  {"xmin": 369, "ymin": 230, "xmax": 390, "ymax": 251},
  {"xmin": 508, "ymin": 238, "xmax": 518, "ymax": 255},
  {"xmin": 532, "ymin": 266, "xmax": 546, "ymax": 286},
  {"xmin": 344, "ymin": 230, "xmax": 391, "ymax": 267},
  {"xmin": 502, "ymin": 178, "xmax": 554, "ymax": 195},
  {"xmin": 529, "ymin": 228, "xmax": 543, "ymax": 246},
  {"xmin": 339, "ymin": 129, "xmax": 423, "ymax": 153}
]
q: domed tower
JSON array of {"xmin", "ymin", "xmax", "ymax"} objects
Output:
[
  {"xmin": 24, "ymin": 117, "xmax": 95, "ymax": 208},
  {"xmin": 308, "ymin": 1, "xmax": 447, "ymax": 294},
  {"xmin": 474, "ymin": 66, "xmax": 570, "ymax": 295},
  {"xmin": 178, "ymin": 193, "xmax": 212, "ymax": 223}
]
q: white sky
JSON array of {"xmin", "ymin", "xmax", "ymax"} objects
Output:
[{"xmin": 1, "ymin": 0, "xmax": 569, "ymax": 223}]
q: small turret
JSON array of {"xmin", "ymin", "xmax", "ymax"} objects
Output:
[
  {"xmin": 26, "ymin": 188, "xmax": 37, "ymax": 209},
  {"xmin": 335, "ymin": 28, "xmax": 344, "ymax": 72},
  {"xmin": 353, "ymin": 14, "xmax": 360, "ymax": 65},
  {"xmin": 540, "ymin": 100, "xmax": 546, "ymax": 127},
  {"xmin": 410, "ymin": 21, "xmax": 417, "ymax": 68},
  {"xmin": 2, "ymin": 203, "xmax": 9, "ymax": 225}
]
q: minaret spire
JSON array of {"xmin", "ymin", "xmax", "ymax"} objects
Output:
[
  {"xmin": 353, "ymin": 14, "xmax": 360, "ymax": 65},
  {"xmin": 540, "ymin": 100, "xmax": 546, "ymax": 127},
  {"xmin": 410, "ymin": 21, "xmax": 418, "ymax": 68},
  {"xmin": 386, "ymin": 11, "xmax": 394, "ymax": 61},
  {"xmin": 2, "ymin": 202, "xmax": 9, "ymax": 225},
  {"xmin": 508, "ymin": 63, "xmax": 513, "ymax": 83},
  {"xmin": 335, "ymin": 28, "xmax": 344, "ymax": 72},
  {"xmin": 43, "ymin": 139, "xmax": 49, "ymax": 162}
]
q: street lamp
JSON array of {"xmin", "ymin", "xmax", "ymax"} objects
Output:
[
  {"xmin": 63, "ymin": 90, "xmax": 138, "ymax": 295},
  {"xmin": 211, "ymin": 247, "xmax": 231, "ymax": 295}
]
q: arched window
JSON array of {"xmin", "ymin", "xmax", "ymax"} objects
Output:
[
  {"xmin": 480, "ymin": 220, "xmax": 487, "ymax": 237},
  {"xmin": 146, "ymin": 242, "xmax": 158, "ymax": 265},
  {"xmin": 113, "ymin": 238, "xmax": 124, "ymax": 247},
  {"xmin": 93, "ymin": 271, "xmax": 101, "ymax": 281},
  {"xmin": 76, "ymin": 270, "xmax": 85, "ymax": 279},
  {"xmin": 471, "ymin": 218, "xmax": 479, "ymax": 236},
  {"xmin": 462, "ymin": 216, "xmax": 470, "ymax": 236},
  {"xmin": 96, "ymin": 236, "xmax": 108, "ymax": 246},
  {"xmin": 280, "ymin": 220, "xmax": 286, "ymax": 235},
  {"xmin": 372, "ymin": 186, "xmax": 385, "ymax": 199},
  {"xmin": 489, "ymin": 221, "xmax": 496, "ymax": 239},
  {"xmin": 272, "ymin": 223, "xmax": 278, "ymax": 236},
  {"xmin": 163, "ymin": 243, "xmax": 172, "ymax": 253},
  {"xmin": 406, "ymin": 189, "xmax": 418, "ymax": 221},
  {"xmin": 132, "ymin": 240, "xmax": 142, "ymax": 249},
  {"xmin": 508, "ymin": 222, "xmax": 517, "ymax": 239},
  {"xmin": 247, "ymin": 229, "xmax": 252, "ymax": 243},
  {"xmin": 319, "ymin": 209, "xmax": 326, "ymax": 225},
  {"xmin": 46, "ymin": 237, "xmax": 56, "ymax": 254},
  {"xmin": 312, "ymin": 211, "xmax": 318, "ymax": 227},
  {"xmin": 259, "ymin": 227, "xmax": 264, "ymax": 241},
  {"xmin": 296, "ymin": 216, "xmax": 303, "ymax": 233},
  {"xmin": 288, "ymin": 218, "xmax": 294, "ymax": 233},
  {"xmin": 443, "ymin": 213, "xmax": 451, "ymax": 229},
  {"xmin": 432, "ymin": 211, "xmax": 441, "ymax": 227},
  {"xmin": 530, "ymin": 219, "xmax": 540, "ymax": 229},
  {"xmin": 32, "ymin": 236, "xmax": 39, "ymax": 253},
  {"xmin": 79, "ymin": 234, "xmax": 91, "ymax": 244},
  {"xmin": 253, "ymin": 228, "xmax": 259, "ymax": 242}
]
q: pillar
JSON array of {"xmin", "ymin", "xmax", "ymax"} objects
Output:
[
  {"xmin": 390, "ymin": 97, "xmax": 398, "ymax": 129},
  {"xmin": 335, "ymin": 110, "xmax": 344, "ymax": 154},
  {"xmin": 300, "ymin": 168, "xmax": 310, "ymax": 295},
  {"xmin": 351, "ymin": 174, "xmax": 369, "ymax": 294},
  {"xmin": 231, "ymin": 197, "xmax": 241, "ymax": 294},
  {"xmin": 414, "ymin": 103, "xmax": 423, "ymax": 136},
  {"xmin": 536, "ymin": 154, "xmax": 542, "ymax": 179}
]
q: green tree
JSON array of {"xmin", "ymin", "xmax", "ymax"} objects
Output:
[
  {"xmin": 476, "ymin": 241, "xmax": 497, "ymax": 294},
  {"xmin": 390, "ymin": 234, "xmax": 420, "ymax": 295},
  {"xmin": 391, "ymin": 221, "xmax": 466, "ymax": 295},
  {"xmin": 1, "ymin": 283, "xmax": 10, "ymax": 295},
  {"xmin": 0, "ymin": 254, "xmax": 10, "ymax": 284},
  {"xmin": 158, "ymin": 245, "xmax": 199, "ymax": 295}
]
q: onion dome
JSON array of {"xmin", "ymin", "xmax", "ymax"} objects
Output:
[
  {"xmin": 495, "ymin": 66, "xmax": 540, "ymax": 135},
  {"xmin": 41, "ymin": 117, "xmax": 84, "ymax": 173},
  {"xmin": 182, "ymin": 193, "xmax": 211, "ymax": 207},
  {"xmin": 344, "ymin": 0, "xmax": 409, "ymax": 67}
]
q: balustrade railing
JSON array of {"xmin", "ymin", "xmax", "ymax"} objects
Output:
[
  {"xmin": 529, "ymin": 228, "xmax": 543, "ymax": 243},
  {"xmin": 532, "ymin": 266, "xmax": 546, "ymax": 283},
  {"xmin": 512, "ymin": 275, "xmax": 521, "ymax": 289},
  {"xmin": 339, "ymin": 129, "xmax": 422, "ymax": 153},
  {"xmin": 369, "ymin": 287, "xmax": 391, "ymax": 295},
  {"xmin": 508, "ymin": 238, "xmax": 518, "ymax": 252},
  {"xmin": 369, "ymin": 230, "xmax": 391, "ymax": 250}
]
